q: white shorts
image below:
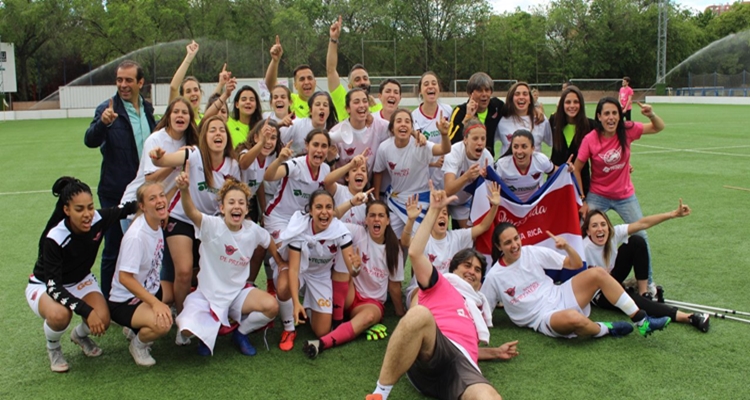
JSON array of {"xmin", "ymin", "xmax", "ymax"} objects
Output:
[
  {"xmin": 25, "ymin": 274, "xmax": 101, "ymax": 318},
  {"xmin": 448, "ymin": 203, "xmax": 470, "ymax": 221},
  {"xmin": 534, "ymin": 280, "xmax": 591, "ymax": 339},
  {"xmin": 176, "ymin": 286, "xmax": 254, "ymax": 353},
  {"xmin": 300, "ymin": 272, "xmax": 333, "ymax": 314},
  {"xmin": 263, "ymin": 213, "xmax": 289, "ymax": 244}
]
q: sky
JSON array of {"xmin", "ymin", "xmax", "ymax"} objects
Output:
[{"xmin": 490, "ymin": 0, "xmax": 720, "ymax": 14}]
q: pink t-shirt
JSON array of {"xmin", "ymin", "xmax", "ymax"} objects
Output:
[
  {"xmin": 577, "ymin": 123, "xmax": 643, "ymax": 200},
  {"xmin": 619, "ymin": 86, "xmax": 634, "ymax": 110},
  {"xmin": 418, "ymin": 272, "xmax": 479, "ymax": 364}
]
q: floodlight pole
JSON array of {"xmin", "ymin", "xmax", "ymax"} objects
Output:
[{"xmin": 656, "ymin": 0, "xmax": 669, "ymax": 84}]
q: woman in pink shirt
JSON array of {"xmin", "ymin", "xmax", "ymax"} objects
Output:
[{"xmin": 573, "ymin": 97, "xmax": 664, "ymax": 291}]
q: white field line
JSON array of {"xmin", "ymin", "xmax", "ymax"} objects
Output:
[
  {"xmin": 632, "ymin": 143, "xmax": 750, "ymax": 157},
  {"xmin": 0, "ymin": 190, "xmax": 49, "ymax": 196}
]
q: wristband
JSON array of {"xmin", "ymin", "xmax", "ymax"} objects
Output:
[{"xmin": 330, "ymin": 38, "xmax": 339, "ymax": 44}]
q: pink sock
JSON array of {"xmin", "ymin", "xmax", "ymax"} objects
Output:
[
  {"xmin": 332, "ymin": 280, "xmax": 349, "ymax": 321},
  {"xmin": 320, "ymin": 321, "xmax": 355, "ymax": 349}
]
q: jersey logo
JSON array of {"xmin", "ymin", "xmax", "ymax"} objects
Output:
[
  {"xmin": 505, "ymin": 287, "xmax": 516, "ymax": 297},
  {"xmin": 30, "ymin": 291, "xmax": 38, "ymax": 301},
  {"xmin": 328, "ymin": 244, "xmax": 337, "ymax": 253},
  {"xmin": 271, "ymin": 230, "xmax": 280, "ymax": 239},
  {"xmin": 428, "ymin": 253, "xmax": 437, "ymax": 263},
  {"xmin": 388, "ymin": 161, "xmax": 397, "ymax": 170},
  {"xmin": 345, "ymin": 147, "xmax": 356, "ymax": 156},
  {"xmin": 361, "ymin": 253, "xmax": 370, "ymax": 264},
  {"xmin": 599, "ymin": 148, "xmax": 622, "ymax": 165},
  {"xmin": 225, "ymin": 244, "xmax": 239, "ymax": 255},
  {"xmin": 167, "ymin": 222, "xmax": 176, "ymax": 232},
  {"xmin": 532, "ymin": 172, "xmax": 541, "ymax": 180},
  {"xmin": 319, "ymin": 240, "xmax": 326, "ymax": 245},
  {"xmin": 319, "ymin": 181, "xmax": 325, "ymax": 189},
  {"xmin": 505, "ymin": 134, "xmax": 513, "ymax": 142},
  {"xmin": 93, "ymin": 231, "xmax": 102, "ymax": 242}
]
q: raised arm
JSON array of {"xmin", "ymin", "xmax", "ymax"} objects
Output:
[
  {"xmin": 471, "ymin": 181, "xmax": 501, "ymax": 239},
  {"xmin": 169, "ymin": 41, "xmax": 199, "ymax": 103},
  {"xmin": 263, "ymin": 141, "xmax": 294, "ymax": 182},
  {"xmin": 175, "ymin": 163, "xmax": 203, "ymax": 228},
  {"xmin": 433, "ymin": 111, "xmax": 452, "ymax": 156},
  {"xmin": 324, "ymin": 151, "xmax": 367, "ymax": 194},
  {"xmin": 334, "ymin": 189, "xmax": 372, "ymax": 219},
  {"xmin": 264, "ymin": 35, "xmax": 283, "ymax": 90},
  {"xmin": 326, "ymin": 15, "xmax": 342, "ymax": 92},
  {"xmin": 409, "ymin": 182, "xmax": 457, "ymax": 287},
  {"xmin": 239, "ymin": 118, "xmax": 273, "ymax": 170},
  {"xmin": 637, "ymin": 102, "xmax": 665, "ymax": 134},
  {"xmin": 628, "ymin": 199, "xmax": 690, "ymax": 235},
  {"xmin": 546, "ymin": 231, "xmax": 583, "ymax": 270},
  {"xmin": 203, "ymin": 71, "xmax": 236, "ymax": 120},
  {"xmin": 150, "ymin": 147, "xmax": 188, "ymax": 168},
  {"xmin": 399, "ymin": 194, "xmax": 422, "ymax": 247},
  {"xmin": 84, "ymin": 99, "xmax": 117, "ymax": 148}
]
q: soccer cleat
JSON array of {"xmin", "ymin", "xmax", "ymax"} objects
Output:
[
  {"xmin": 303, "ymin": 339, "xmax": 321, "ymax": 359},
  {"xmin": 689, "ymin": 312, "xmax": 710, "ymax": 333},
  {"xmin": 365, "ymin": 395, "xmax": 383, "ymax": 400},
  {"xmin": 47, "ymin": 347, "xmax": 69, "ymax": 373},
  {"xmin": 70, "ymin": 330, "xmax": 102, "ymax": 357},
  {"xmin": 175, "ymin": 331, "xmax": 192, "ymax": 346},
  {"xmin": 129, "ymin": 340, "xmax": 156, "ymax": 366},
  {"xmin": 655, "ymin": 285, "xmax": 665, "ymax": 303},
  {"xmin": 266, "ymin": 279, "xmax": 277, "ymax": 297},
  {"xmin": 638, "ymin": 316, "xmax": 671, "ymax": 337},
  {"xmin": 603, "ymin": 321, "xmax": 634, "ymax": 338},
  {"xmin": 366, "ymin": 324, "xmax": 389, "ymax": 341},
  {"xmin": 279, "ymin": 330, "xmax": 297, "ymax": 352},
  {"xmin": 232, "ymin": 330, "xmax": 257, "ymax": 356},
  {"xmin": 123, "ymin": 327, "xmax": 136, "ymax": 341},
  {"xmin": 197, "ymin": 341, "xmax": 211, "ymax": 356}
]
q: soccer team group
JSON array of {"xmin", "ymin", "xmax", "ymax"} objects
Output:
[{"xmin": 26, "ymin": 16, "xmax": 711, "ymax": 400}]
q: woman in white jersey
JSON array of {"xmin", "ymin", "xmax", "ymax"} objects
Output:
[
  {"xmin": 411, "ymin": 71, "xmax": 454, "ymax": 190},
  {"xmin": 174, "ymin": 172, "xmax": 282, "ymax": 356},
  {"xmin": 271, "ymin": 190, "xmax": 359, "ymax": 351},
  {"xmin": 120, "ymin": 97, "xmax": 199, "ymax": 219},
  {"xmin": 108, "ymin": 182, "xmax": 172, "ymax": 366},
  {"xmin": 168, "ymin": 41, "xmax": 204, "ymax": 123},
  {"xmin": 442, "ymin": 118, "xmax": 494, "ymax": 227},
  {"xmin": 262, "ymin": 84, "xmax": 294, "ymax": 126},
  {"xmin": 495, "ymin": 81, "xmax": 552, "ymax": 156},
  {"xmin": 149, "ymin": 116, "xmax": 240, "ymax": 332},
  {"xmin": 303, "ymin": 200, "xmax": 405, "ymax": 358},
  {"xmin": 481, "ymin": 223, "xmax": 671, "ymax": 339},
  {"xmin": 373, "ymin": 78, "xmax": 402, "ymax": 124},
  {"xmin": 324, "ymin": 151, "xmax": 370, "ymax": 226},
  {"xmin": 280, "ymin": 91, "xmax": 338, "ymax": 156},
  {"xmin": 583, "ymin": 205, "xmax": 709, "ymax": 332},
  {"xmin": 329, "ymin": 88, "xmax": 389, "ymax": 176},
  {"xmin": 495, "ymin": 129, "xmax": 574, "ymax": 203},
  {"xmin": 372, "ymin": 109, "xmax": 451, "ymax": 237},
  {"xmin": 401, "ymin": 181, "xmax": 501, "ymax": 307}
]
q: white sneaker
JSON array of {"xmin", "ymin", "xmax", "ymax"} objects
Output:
[
  {"xmin": 47, "ymin": 347, "xmax": 69, "ymax": 373},
  {"xmin": 129, "ymin": 340, "xmax": 156, "ymax": 367},
  {"xmin": 647, "ymin": 283, "xmax": 658, "ymax": 297},
  {"xmin": 175, "ymin": 331, "xmax": 192, "ymax": 346},
  {"xmin": 123, "ymin": 327, "xmax": 136, "ymax": 341},
  {"xmin": 70, "ymin": 330, "xmax": 102, "ymax": 357}
]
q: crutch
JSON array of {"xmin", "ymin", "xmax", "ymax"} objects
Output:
[{"xmin": 663, "ymin": 299, "xmax": 750, "ymax": 324}]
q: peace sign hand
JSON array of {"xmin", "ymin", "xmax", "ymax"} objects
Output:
[{"xmin": 350, "ymin": 246, "xmax": 362, "ymax": 276}]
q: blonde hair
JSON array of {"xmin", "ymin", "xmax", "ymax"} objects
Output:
[{"xmin": 134, "ymin": 181, "xmax": 165, "ymax": 218}]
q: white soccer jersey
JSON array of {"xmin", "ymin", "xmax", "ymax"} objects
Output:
[
  {"xmin": 412, "ymin": 104, "xmax": 453, "ymax": 189},
  {"xmin": 289, "ymin": 221, "xmax": 353, "ymax": 277},
  {"xmin": 121, "ymin": 128, "xmax": 184, "ymax": 204},
  {"xmin": 196, "ymin": 215, "xmax": 271, "ymax": 312},
  {"xmin": 264, "ymin": 155, "xmax": 330, "ymax": 239},
  {"xmin": 280, "ymin": 118, "xmax": 314, "ymax": 156},
  {"xmin": 480, "ymin": 246, "xmax": 565, "ymax": 328},
  {"xmin": 331, "ymin": 118, "xmax": 390, "ymax": 177},
  {"xmin": 332, "ymin": 183, "xmax": 366, "ymax": 226},
  {"xmin": 372, "ymin": 110, "xmax": 390, "ymax": 124},
  {"xmin": 406, "ymin": 229, "xmax": 473, "ymax": 291},
  {"xmin": 262, "ymin": 111, "xmax": 286, "ymax": 124},
  {"xmin": 494, "ymin": 152, "xmax": 555, "ymax": 202},
  {"xmin": 109, "ymin": 215, "xmax": 164, "ymax": 303},
  {"xmin": 346, "ymin": 223, "xmax": 404, "ymax": 303},
  {"xmin": 442, "ymin": 142, "xmax": 494, "ymax": 204},
  {"xmin": 495, "ymin": 115, "xmax": 553, "ymax": 156},
  {"xmin": 240, "ymin": 151, "xmax": 276, "ymax": 199},
  {"xmin": 584, "ymin": 224, "xmax": 630, "ymax": 273},
  {"xmin": 373, "ymin": 137, "xmax": 435, "ymax": 198},
  {"xmin": 169, "ymin": 149, "xmax": 241, "ymax": 224}
]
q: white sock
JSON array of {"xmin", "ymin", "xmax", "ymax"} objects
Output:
[
  {"xmin": 44, "ymin": 321, "xmax": 66, "ymax": 350},
  {"xmin": 74, "ymin": 322, "xmax": 91, "ymax": 338},
  {"xmin": 133, "ymin": 334, "xmax": 151, "ymax": 349},
  {"xmin": 374, "ymin": 381, "xmax": 393, "ymax": 400},
  {"xmin": 613, "ymin": 292, "xmax": 639, "ymax": 316},
  {"xmin": 593, "ymin": 322, "xmax": 609, "ymax": 338},
  {"xmin": 278, "ymin": 298, "xmax": 295, "ymax": 332},
  {"xmin": 238, "ymin": 312, "xmax": 274, "ymax": 335}
]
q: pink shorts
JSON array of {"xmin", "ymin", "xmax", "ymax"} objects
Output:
[{"xmin": 347, "ymin": 289, "xmax": 384, "ymax": 320}]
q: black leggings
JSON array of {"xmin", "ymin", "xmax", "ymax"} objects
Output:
[{"xmin": 593, "ymin": 236, "xmax": 678, "ymax": 319}]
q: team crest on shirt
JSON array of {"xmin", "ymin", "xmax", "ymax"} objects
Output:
[
  {"xmin": 599, "ymin": 148, "xmax": 622, "ymax": 165},
  {"xmin": 30, "ymin": 291, "xmax": 38, "ymax": 301},
  {"xmin": 225, "ymin": 244, "xmax": 239, "ymax": 256},
  {"xmin": 345, "ymin": 147, "xmax": 356, "ymax": 156},
  {"xmin": 271, "ymin": 230, "xmax": 280, "ymax": 239},
  {"xmin": 167, "ymin": 222, "xmax": 176, "ymax": 232},
  {"xmin": 505, "ymin": 287, "xmax": 516, "ymax": 297},
  {"xmin": 328, "ymin": 244, "xmax": 337, "ymax": 253},
  {"xmin": 319, "ymin": 240, "xmax": 326, "ymax": 245},
  {"xmin": 532, "ymin": 172, "xmax": 541, "ymax": 180},
  {"xmin": 505, "ymin": 134, "xmax": 513, "ymax": 142},
  {"xmin": 388, "ymin": 162, "xmax": 397, "ymax": 170},
  {"xmin": 318, "ymin": 181, "xmax": 325, "ymax": 189},
  {"xmin": 428, "ymin": 254, "xmax": 437, "ymax": 263},
  {"xmin": 361, "ymin": 253, "xmax": 370, "ymax": 264}
]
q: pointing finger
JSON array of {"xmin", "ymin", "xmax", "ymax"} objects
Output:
[
  {"xmin": 221, "ymin": 63, "xmax": 227, "ymax": 73},
  {"xmin": 108, "ymin": 98, "xmax": 114, "ymax": 109},
  {"xmin": 338, "ymin": 15, "xmax": 342, "ymax": 25},
  {"xmin": 546, "ymin": 230, "xmax": 556, "ymax": 240},
  {"xmin": 567, "ymin": 154, "xmax": 573, "ymax": 164},
  {"xmin": 678, "ymin": 198, "xmax": 683, "ymax": 209},
  {"xmin": 285, "ymin": 140, "xmax": 293, "ymax": 149},
  {"xmin": 428, "ymin": 179, "xmax": 434, "ymax": 192},
  {"xmin": 636, "ymin": 101, "xmax": 644, "ymax": 108},
  {"xmin": 275, "ymin": 35, "xmax": 280, "ymax": 46}
]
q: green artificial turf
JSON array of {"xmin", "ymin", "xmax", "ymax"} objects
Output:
[{"xmin": 1, "ymin": 105, "xmax": 749, "ymax": 399}]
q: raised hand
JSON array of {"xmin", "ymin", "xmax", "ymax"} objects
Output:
[
  {"xmin": 260, "ymin": 117, "xmax": 273, "ymax": 143},
  {"xmin": 280, "ymin": 111, "xmax": 295, "ymax": 127},
  {"xmin": 101, "ymin": 98, "xmax": 119, "ymax": 125},
  {"xmin": 674, "ymin": 198, "xmax": 691, "ymax": 217},
  {"xmin": 546, "ymin": 231, "xmax": 568, "ymax": 250},
  {"xmin": 270, "ymin": 35, "xmax": 283, "ymax": 61},
  {"xmin": 225, "ymin": 77, "xmax": 237, "ymax": 95},
  {"xmin": 218, "ymin": 63, "xmax": 231, "ymax": 85},
  {"xmin": 405, "ymin": 194, "xmax": 423, "ymax": 221},
  {"xmin": 149, "ymin": 146, "xmax": 166, "ymax": 161},
  {"xmin": 436, "ymin": 110, "xmax": 450, "ymax": 136},
  {"xmin": 351, "ymin": 188, "xmax": 374, "ymax": 207},
  {"xmin": 463, "ymin": 163, "xmax": 481, "ymax": 182},
  {"xmin": 330, "ymin": 15, "xmax": 342, "ymax": 40},
  {"xmin": 637, "ymin": 101, "xmax": 654, "ymax": 117},
  {"xmin": 186, "ymin": 40, "xmax": 199, "ymax": 58},
  {"xmin": 466, "ymin": 98, "xmax": 478, "ymax": 118},
  {"xmin": 428, "ymin": 180, "xmax": 457, "ymax": 209},
  {"xmin": 350, "ymin": 246, "xmax": 362, "ymax": 276},
  {"xmin": 279, "ymin": 141, "xmax": 294, "ymax": 162},
  {"xmin": 175, "ymin": 163, "xmax": 190, "ymax": 190},
  {"xmin": 487, "ymin": 181, "xmax": 501, "ymax": 206}
]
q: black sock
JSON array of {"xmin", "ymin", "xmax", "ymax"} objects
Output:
[{"xmin": 630, "ymin": 310, "xmax": 647, "ymax": 324}]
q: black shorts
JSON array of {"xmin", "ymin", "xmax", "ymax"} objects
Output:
[
  {"xmin": 161, "ymin": 217, "xmax": 201, "ymax": 283},
  {"xmin": 108, "ymin": 288, "xmax": 163, "ymax": 333},
  {"xmin": 164, "ymin": 217, "xmax": 194, "ymax": 239},
  {"xmin": 248, "ymin": 195, "xmax": 261, "ymax": 224},
  {"xmin": 406, "ymin": 326, "xmax": 490, "ymax": 400}
]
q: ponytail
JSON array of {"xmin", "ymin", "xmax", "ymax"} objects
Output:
[{"xmin": 39, "ymin": 177, "xmax": 92, "ymax": 251}]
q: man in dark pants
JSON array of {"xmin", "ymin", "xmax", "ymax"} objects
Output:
[{"xmin": 84, "ymin": 60, "xmax": 156, "ymax": 299}]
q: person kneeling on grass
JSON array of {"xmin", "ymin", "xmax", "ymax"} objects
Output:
[
  {"xmin": 174, "ymin": 165, "xmax": 283, "ymax": 356},
  {"xmin": 367, "ymin": 182, "xmax": 519, "ymax": 400},
  {"xmin": 303, "ymin": 200, "xmax": 406, "ymax": 358},
  {"xmin": 108, "ymin": 182, "xmax": 173, "ymax": 366},
  {"xmin": 481, "ymin": 223, "xmax": 671, "ymax": 339},
  {"xmin": 583, "ymin": 201, "xmax": 709, "ymax": 332}
]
